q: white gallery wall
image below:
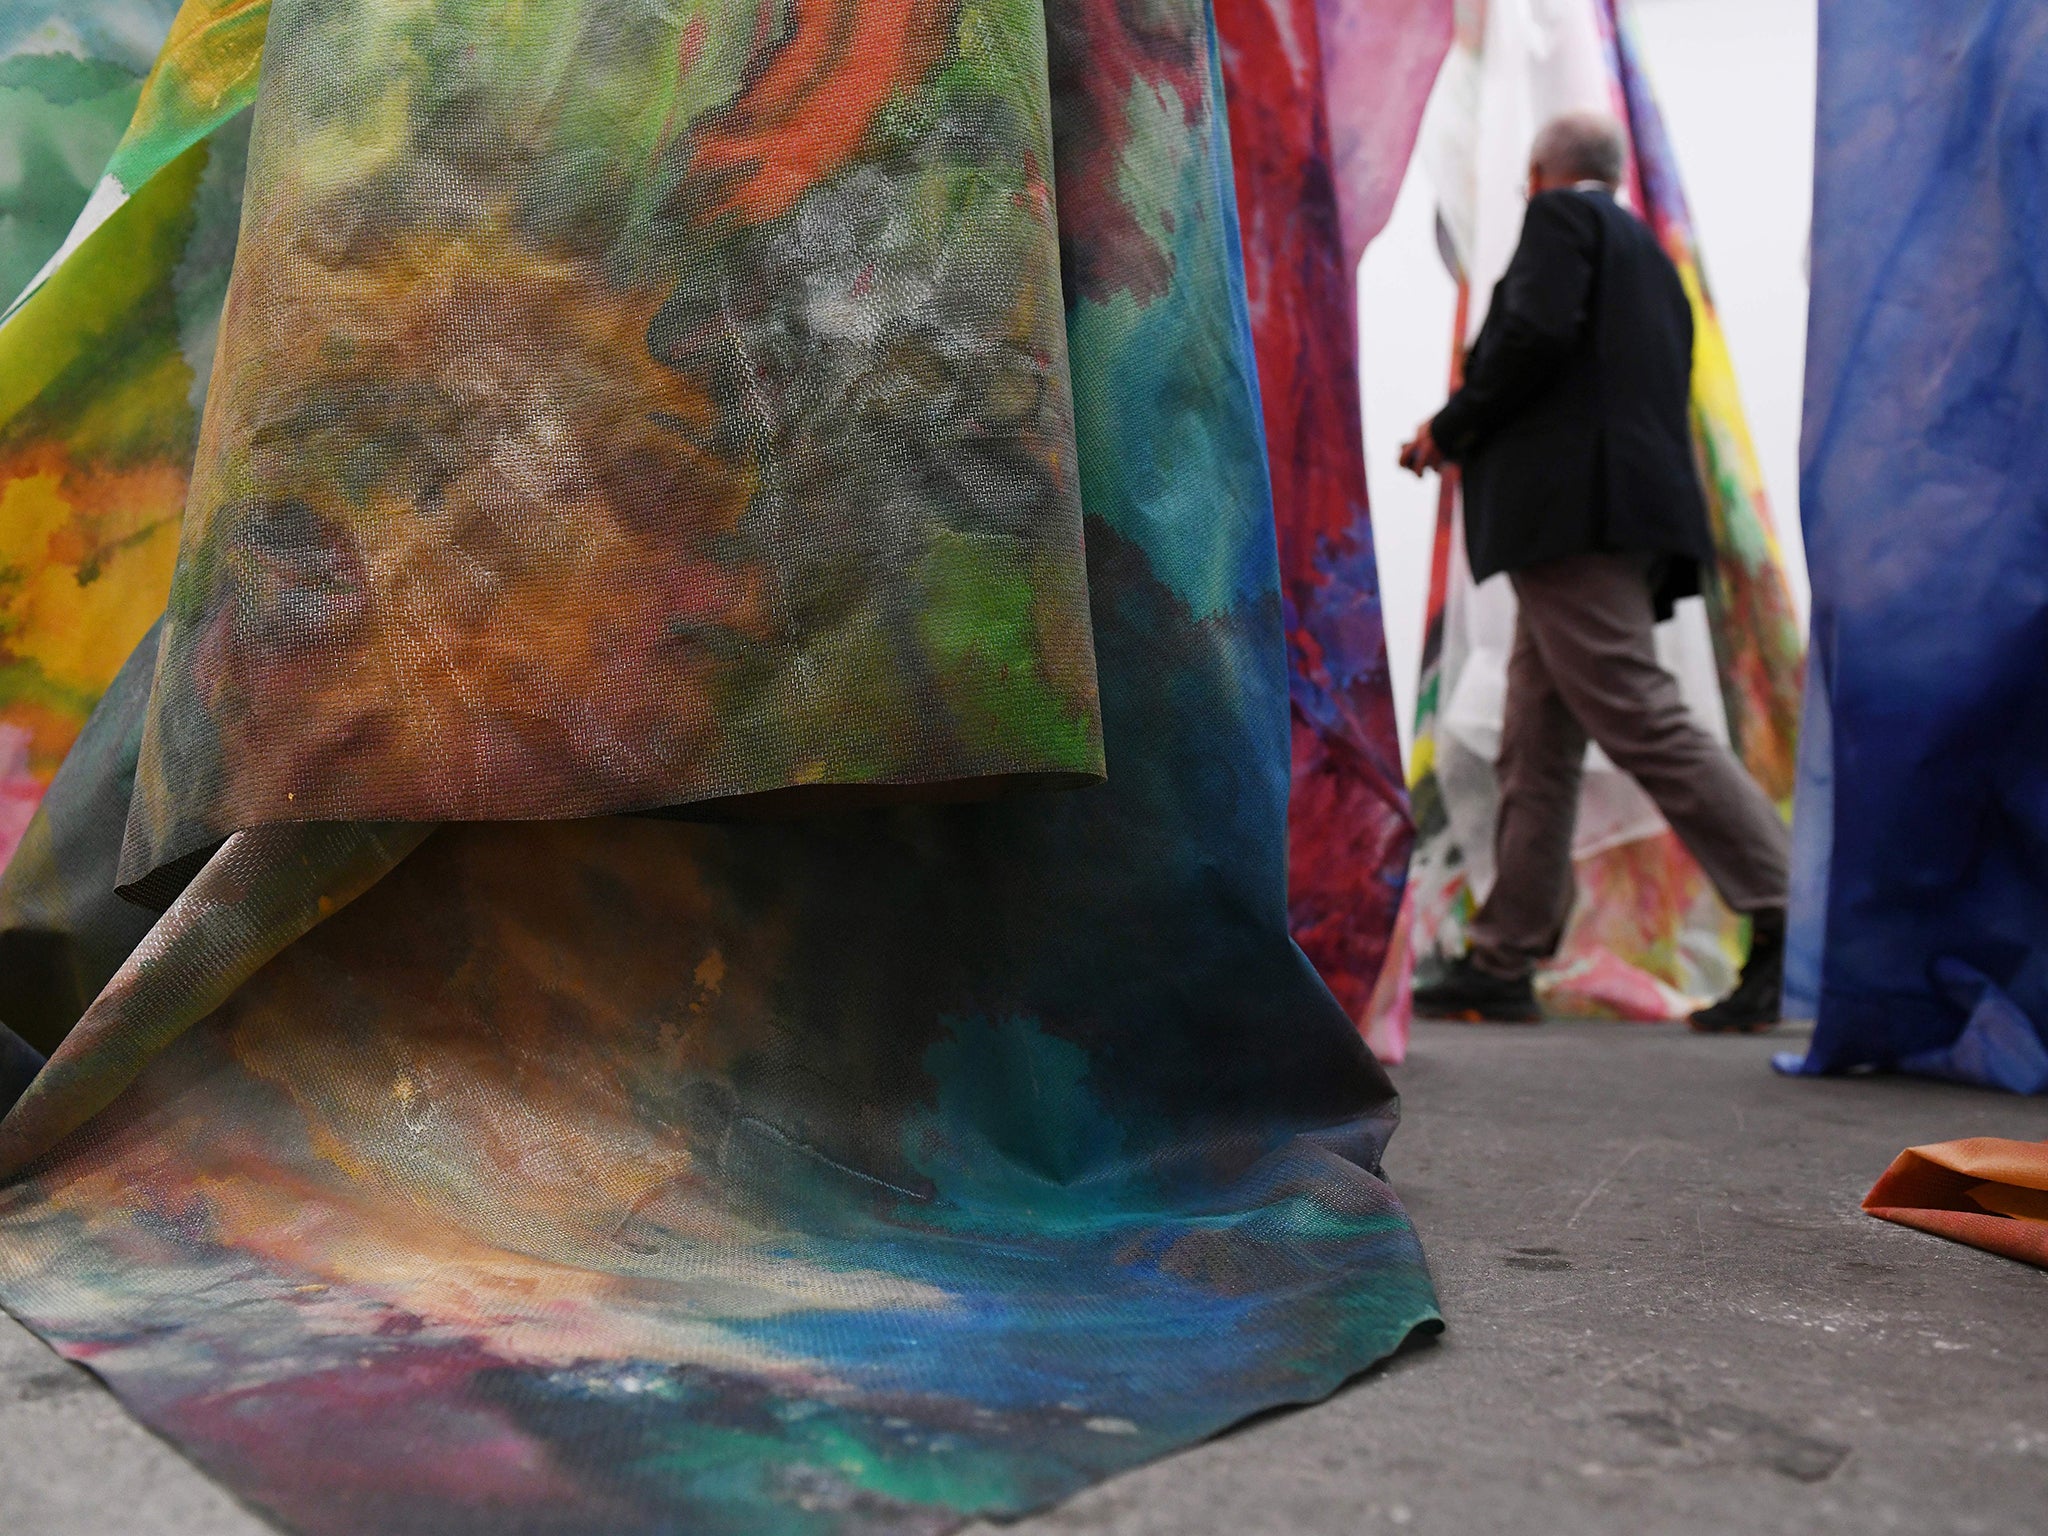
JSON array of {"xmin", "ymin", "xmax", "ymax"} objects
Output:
[{"xmin": 1358, "ymin": 0, "xmax": 1817, "ymax": 765}]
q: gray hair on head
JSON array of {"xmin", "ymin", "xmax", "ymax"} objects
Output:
[{"xmin": 1530, "ymin": 111, "xmax": 1627, "ymax": 187}]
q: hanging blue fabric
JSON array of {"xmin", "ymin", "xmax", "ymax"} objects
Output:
[{"xmin": 1785, "ymin": 0, "xmax": 2048, "ymax": 1092}]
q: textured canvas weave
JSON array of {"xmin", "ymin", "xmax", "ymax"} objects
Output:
[
  {"xmin": 1863, "ymin": 1138, "xmax": 2048, "ymax": 1269},
  {"xmin": 0, "ymin": 2, "xmax": 1442, "ymax": 1532},
  {"xmin": 118, "ymin": 0, "xmax": 1104, "ymax": 894}
]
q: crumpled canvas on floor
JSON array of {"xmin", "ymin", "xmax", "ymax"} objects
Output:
[{"xmin": 1864, "ymin": 1138, "xmax": 2048, "ymax": 1269}]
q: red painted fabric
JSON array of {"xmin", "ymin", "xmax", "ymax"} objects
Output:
[{"xmin": 1216, "ymin": 0, "xmax": 1450, "ymax": 1035}]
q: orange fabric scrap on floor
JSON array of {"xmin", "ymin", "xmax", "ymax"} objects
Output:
[{"xmin": 1862, "ymin": 1138, "xmax": 2048, "ymax": 1269}]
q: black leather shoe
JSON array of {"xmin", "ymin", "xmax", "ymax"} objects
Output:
[
  {"xmin": 1413, "ymin": 955, "xmax": 1543, "ymax": 1024},
  {"xmin": 1689, "ymin": 909, "xmax": 1786, "ymax": 1034}
]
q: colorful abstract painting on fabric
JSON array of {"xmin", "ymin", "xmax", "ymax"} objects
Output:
[
  {"xmin": 0, "ymin": 2, "xmax": 1442, "ymax": 1533},
  {"xmin": 1607, "ymin": 0, "xmax": 1801, "ymax": 805},
  {"xmin": 1, "ymin": 2, "xmax": 180, "ymax": 302},
  {"xmin": 1213, "ymin": 0, "xmax": 1449, "ymax": 1051},
  {"xmin": 1375, "ymin": 0, "xmax": 1802, "ymax": 1031},
  {"xmin": 0, "ymin": 0, "xmax": 230, "ymax": 872},
  {"xmin": 1780, "ymin": 0, "xmax": 2048, "ymax": 1093}
]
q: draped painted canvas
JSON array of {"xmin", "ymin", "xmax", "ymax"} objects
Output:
[
  {"xmin": 0, "ymin": 0, "xmax": 192, "ymax": 870},
  {"xmin": 1781, "ymin": 0, "xmax": 2048, "ymax": 1092},
  {"xmin": 1212, "ymin": 0, "xmax": 1450, "ymax": 1049},
  {"xmin": 0, "ymin": 2, "xmax": 1442, "ymax": 1532}
]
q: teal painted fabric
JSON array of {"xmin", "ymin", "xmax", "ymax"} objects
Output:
[{"xmin": 0, "ymin": 3, "xmax": 182, "ymax": 303}]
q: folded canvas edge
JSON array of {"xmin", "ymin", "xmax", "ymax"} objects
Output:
[{"xmin": 1861, "ymin": 1205, "xmax": 2048, "ymax": 1271}]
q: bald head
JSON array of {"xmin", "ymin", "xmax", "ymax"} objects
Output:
[{"xmin": 1529, "ymin": 112, "xmax": 1627, "ymax": 191}]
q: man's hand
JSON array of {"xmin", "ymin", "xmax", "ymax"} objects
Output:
[{"xmin": 1399, "ymin": 420, "xmax": 1446, "ymax": 477}]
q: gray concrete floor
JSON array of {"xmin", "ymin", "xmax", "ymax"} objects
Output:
[{"xmin": 5, "ymin": 1021, "xmax": 2045, "ymax": 1535}]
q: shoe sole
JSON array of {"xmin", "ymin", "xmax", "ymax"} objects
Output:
[
  {"xmin": 1686, "ymin": 1018, "xmax": 1780, "ymax": 1035},
  {"xmin": 1419, "ymin": 1006, "xmax": 1544, "ymax": 1026}
]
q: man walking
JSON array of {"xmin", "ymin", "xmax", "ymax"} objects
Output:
[{"xmin": 1399, "ymin": 111, "xmax": 1789, "ymax": 1033}]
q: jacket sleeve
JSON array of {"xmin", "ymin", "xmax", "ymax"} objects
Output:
[{"xmin": 1431, "ymin": 192, "xmax": 1600, "ymax": 460}]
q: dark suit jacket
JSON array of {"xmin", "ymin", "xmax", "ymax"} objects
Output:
[{"xmin": 1431, "ymin": 188, "xmax": 1713, "ymax": 613}]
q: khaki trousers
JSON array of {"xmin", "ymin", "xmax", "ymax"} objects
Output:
[{"xmin": 1468, "ymin": 552, "xmax": 1790, "ymax": 981}]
